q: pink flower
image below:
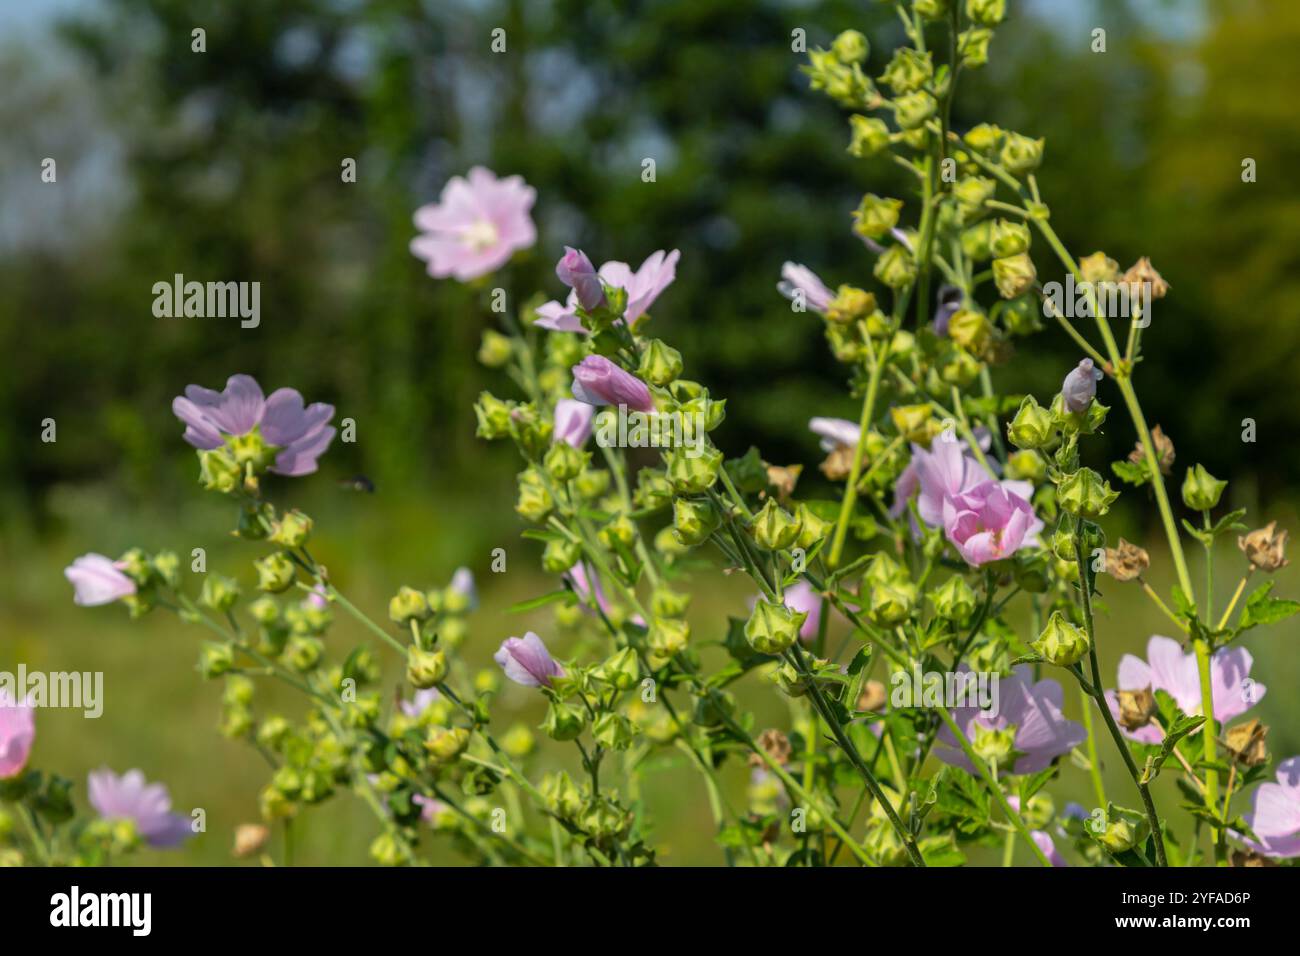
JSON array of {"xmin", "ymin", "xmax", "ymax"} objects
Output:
[
  {"xmin": 1105, "ymin": 636, "xmax": 1266, "ymax": 744},
  {"xmin": 936, "ymin": 666, "xmax": 1087, "ymax": 775},
  {"xmin": 570, "ymin": 355, "xmax": 654, "ymax": 413},
  {"xmin": 88, "ymin": 768, "xmax": 193, "ymax": 849},
  {"xmin": 903, "ymin": 438, "xmax": 1041, "ymax": 564},
  {"xmin": 64, "ymin": 553, "xmax": 136, "ymax": 607},
  {"xmin": 777, "ymin": 262, "xmax": 834, "ymax": 314},
  {"xmin": 809, "ymin": 416, "xmax": 860, "ymax": 452},
  {"xmin": 1241, "ymin": 757, "xmax": 1300, "ymax": 858},
  {"xmin": 172, "ymin": 374, "xmax": 336, "ymax": 476},
  {"xmin": 942, "ymin": 480, "xmax": 1039, "ymax": 566},
  {"xmin": 554, "ymin": 398, "xmax": 595, "ymax": 448},
  {"xmin": 494, "ymin": 631, "xmax": 564, "ymax": 688},
  {"xmin": 0, "ymin": 694, "xmax": 35, "ymax": 779},
  {"xmin": 410, "ymin": 167, "xmax": 537, "ymax": 281},
  {"xmin": 536, "ymin": 249, "xmax": 680, "ymax": 333}
]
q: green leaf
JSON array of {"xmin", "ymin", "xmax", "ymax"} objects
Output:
[
  {"xmin": 1018, "ymin": 767, "xmax": 1058, "ymax": 804},
  {"xmin": 1141, "ymin": 713, "xmax": 1205, "ymax": 783},
  {"xmin": 1237, "ymin": 580, "xmax": 1300, "ymax": 631},
  {"xmin": 506, "ymin": 589, "xmax": 577, "ymax": 613},
  {"xmin": 1111, "ymin": 458, "xmax": 1150, "ymax": 487}
]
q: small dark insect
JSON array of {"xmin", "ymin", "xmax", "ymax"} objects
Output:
[{"xmin": 339, "ymin": 474, "xmax": 376, "ymax": 493}]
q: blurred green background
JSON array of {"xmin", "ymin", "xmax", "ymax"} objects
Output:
[{"xmin": 1, "ymin": 0, "xmax": 1298, "ymax": 864}]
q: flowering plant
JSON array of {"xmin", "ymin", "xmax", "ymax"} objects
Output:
[{"xmin": 7, "ymin": 2, "xmax": 1299, "ymax": 868}]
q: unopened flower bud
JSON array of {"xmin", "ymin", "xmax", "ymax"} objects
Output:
[
  {"xmin": 1005, "ymin": 449, "xmax": 1046, "ymax": 482},
  {"xmin": 947, "ymin": 308, "xmax": 992, "ymax": 355},
  {"xmin": 745, "ymin": 599, "xmax": 806, "ymax": 655},
  {"xmin": 389, "ymin": 585, "xmax": 430, "ymax": 625},
  {"xmin": 420, "ymin": 726, "xmax": 468, "ymax": 766},
  {"xmin": 953, "ymin": 176, "xmax": 996, "ymax": 222},
  {"xmin": 515, "ymin": 468, "xmax": 554, "ymax": 523},
  {"xmin": 651, "ymin": 586, "xmax": 692, "ymax": 619},
  {"xmin": 751, "ymin": 497, "xmax": 802, "ymax": 551},
  {"xmin": 592, "ymin": 712, "xmax": 636, "ymax": 751},
  {"xmin": 848, "ymin": 114, "xmax": 891, "ymax": 157},
  {"xmin": 999, "ymin": 131, "xmax": 1045, "ymax": 176},
  {"xmin": 540, "ymin": 537, "xmax": 581, "ymax": 575},
  {"xmin": 870, "ymin": 580, "xmax": 917, "ymax": 626},
  {"xmin": 598, "ymin": 514, "xmax": 638, "ymax": 551},
  {"xmin": 989, "ymin": 219, "xmax": 1030, "ymax": 258},
  {"xmin": 961, "ymin": 219, "xmax": 994, "ymax": 262},
  {"xmin": 893, "ymin": 90, "xmax": 937, "ymax": 130},
  {"xmin": 1061, "ymin": 358, "xmax": 1101, "ymax": 413},
  {"xmin": 666, "ymin": 445, "xmax": 723, "ymax": 495},
  {"xmin": 151, "ymin": 551, "xmax": 180, "ymax": 589},
  {"xmin": 1032, "ymin": 610, "xmax": 1089, "ymax": 666},
  {"xmin": 999, "ymin": 295, "xmax": 1042, "ymax": 336},
  {"xmin": 648, "ymin": 617, "xmax": 690, "ymax": 658},
  {"xmin": 966, "ymin": 0, "xmax": 1006, "ymax": 26},
  {"xmin": 1239, "ymin": 521, "xmax": 1288, "ymax": 572},
  {"xmin": 634, "ymin": 467, "xmax": 673, "ymax": 511},
  {"xmin": 199, "ymin": 641, "xmax": 234, "ymax": 678},
  {"xmin": 255, "ymin": 552, "xmax": 296, "ymax": 593},
  {"xmin": 636, "ymin": 338, "xmax": 684, "ymax": 386},
  {"xmin": 541, "ymin": 771, "xmax": 583, "ymax": 819},
  {"xmin": 284, "ymin": 635, "xmax": 323, "ymax": 672},
  {"xmin": 270, "ymin": 509, "xmax": 313, "ymax": 548},
  {"xmin": 407, "ymin": 647, "xmax": 448, "ymax": 689},
  {"xmin": 200, "ymin": 574, "xmax": 241, "ymax": 613},
  {"xmin": 794, "ymin": 503, "xmax": 832, "ymax": 549},
  {"xmin": 672, "ymin": 496, "xmax": 720, "ymax": 547},
  {"xmin": 992, "ymin": 253, "xmax": 1036, "ymax": 299},
  {"xmin": 477, "ymin": 329, "xmax": 514, "ymax": 368},
  {"xmin": 852, "ymin": 194, "xmax": 904, "ymax": 240},
  {"xmin": 542, "ymin": 701, "xmax": 586, "ymax": 742},
  {"xmin": 874, "ymin": 245, "xmax": 917, "ymax": 289},
  {"xmin": 1182, "ymin": 464, "xmax": 1227, "ymax": 511},
  {"xmin": 831, "ymin": 29, "xmax": 869, "ymax": 64},
  {"xmin": 1058, "ymin": 467, "xmax": 1119, "ymax": 518},
  {"xmin": 879, "ymin": 47, "xmax": 932, "ymax": 94},
  {"xmin": 1079, "ymin": 252, "xmax": 1120, "ymax": 285},
  {"xmin": 592, "ymin": 646, "xmax": 641, "ymax": 690},
  {"xmin": 826, "ymin": 285, "xmax": 877, "ymax": 325},
  {"xmin": 1007, "ymin": 395, "xmax": 1054, "ymax": 449},
  {"xmin": 474, "ymin": 391, "xmax": 514, "ymax": 440},
  {"xmin": 964, "ymin": 123, "xmax": 1004, "ymax": 154},
  {"xmin": 556, "ymin": 246, "xmax": 605, "ymax": 311},
  {"xmin": 1096, "ymin": 805, "xmax": 1150, "ymax": 854},
  {"xmin": 543, "ymin": 440, "xmax": 587, "ymax": 482},
  {"xmin": 957, "ymin": 26, "xmax": 993, "ymax": 67},
  {"xmin": 931, "ymin": 575, "xmax": 978, "ymax": 623}
]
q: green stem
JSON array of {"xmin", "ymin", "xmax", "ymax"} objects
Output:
[
  {"xmin": 932, "ymin": 705, "xmax": 1051, "ymax": 866},
  {"xmin": 1074, "ymin": 517, "xmax": 1168, "ymax": 866},
  {"xmin": 828, "ymin": 343, "xmax": 885, "ymax": 569},
  {"xmin": 786, "ymin": 646, "xmax": 925, "ymax": 867}
]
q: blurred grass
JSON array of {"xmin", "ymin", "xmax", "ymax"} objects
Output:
[{"xmin": 2, "ymin": 481, "xmax": 1299, "ymax": 865}]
